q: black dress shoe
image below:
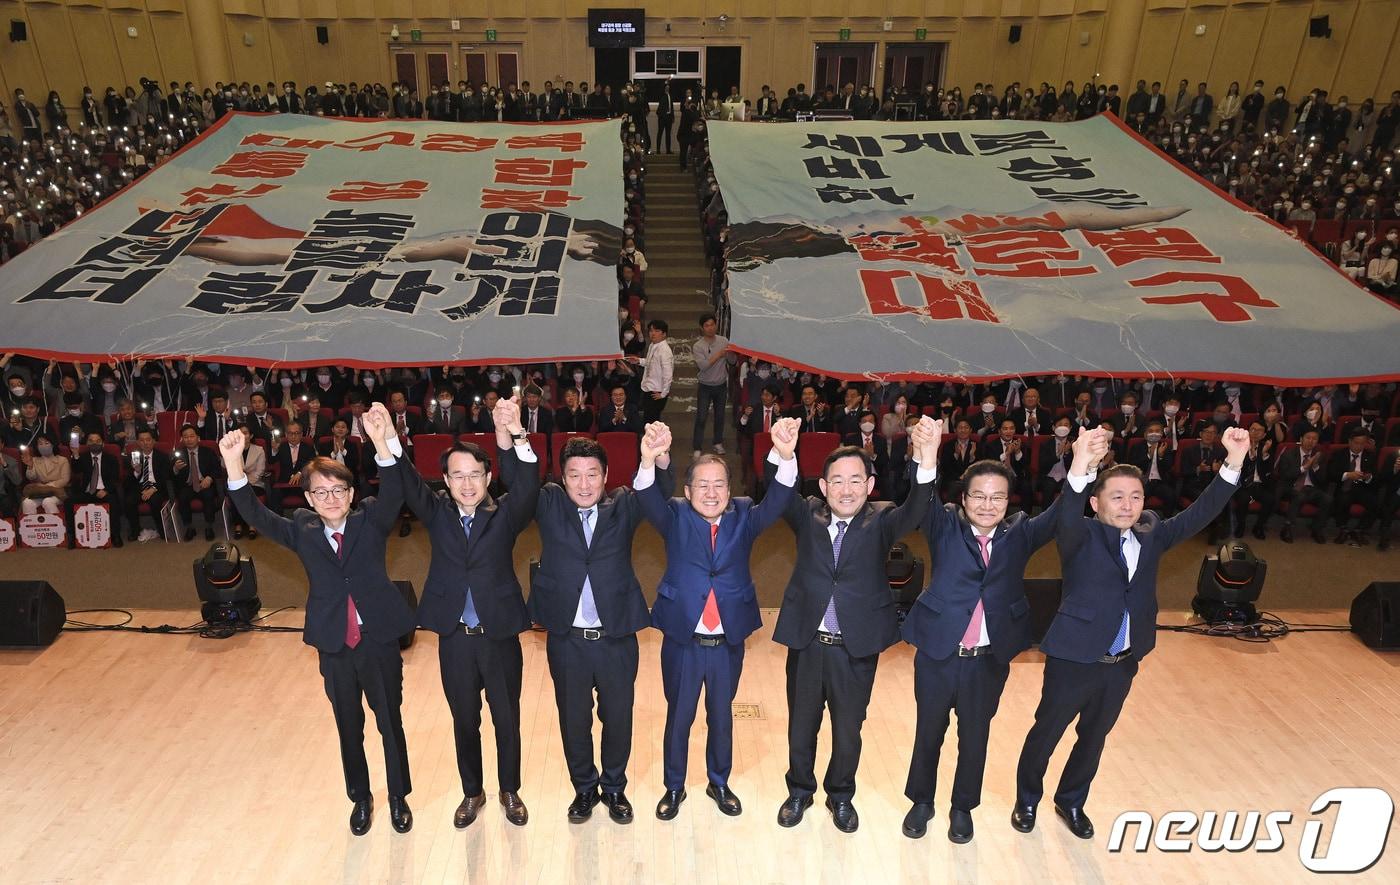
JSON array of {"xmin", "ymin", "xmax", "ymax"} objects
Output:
[
  {"xmin": 655, "ymin": 788, "xmax": 686, "ymax": 821},
  {"xmin": 1055, "ymin": 805, "xmax": 1094, "ymax": 840},
  {"xmin": 601, "ymin": 791, "xmax": 633, "ymax": 824},
  {"xmin": 247, "ymin": 528, "xmax": 258, "ymax": 540},
  {"xmin": 1252, "ymin": 525, "xmax": 1267, "ymax": 540},
  {"xmin": 389, "ymin": 796, "xmax": 412, "ymax": 833},
  {"xmin": 454, "ymin": 793, "xmax": 486, "ymax": 829},
  {"xmin": 777, "ymin": 795, "xmax": 813, "ymax": 828},
  {"xmin": 499, "ymin": 791, "xmax": 528, "ymax": 826},
  {"xmin": 1280, "ymin": 525, "xmax": 1294, "ymax": 543},
  {"xmin": 948, "ymin": 808, "xmax": 974, "ymax": 843},
  {"xmin": 204, "ymin": 524, "xmax": 215, "ymax": 541},
  {"xmin": 1011, "ymin": 804, "xmax": 1037, "ymax": 833},
  {"xmin": 705, "ymin": 783, "xmax": 742, "ymax": 816},
  {"xmin": 399, "ymin": 518, "xmax": 412, "ymax": 537},
  {"xmin": 902, "ymin": 803, "xmax": 933, "ymax": 839},
  {"xmin": 111, "ymin": 534, "xmax": 123, "ymax": 548},
  {"xmin": 825, "ymin": 797, "xmax": 859, "ymax": 833},
  {"xmin": 127, "ymin": 530, "xmax": 139, "ymax": 543},
  {"xmin": 349, "ymin": 798, "xmax": 373, "ymax": 836},
  {"xmin": 1380, "ymin": 536, "xmax": 1392, "ymax": 551},
  {"xmin": 567, "ymin": 788, "xmax": 600, "ymax": 823},
  {"xmin": 1335, "ymin": 529, "xmax": 1349, "ymax": 544},
  {"xmin": 233, "ymin": 525, "xmax": 243, "ymax": 539},
  {"xmin": 1312, "ymin": 528, "xmax": 1327, "ymax": 544},
  {"xmin": 183, "ymin": 526, "xmax": 196, "ymax": 542}
]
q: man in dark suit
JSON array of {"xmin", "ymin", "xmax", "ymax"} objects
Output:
[
  {"xmin": 122, "ymin": 428, "xmax": 170, "ymax": 541},
  {"xmin": 397, "ymin": 396, "xmax": 539, "ymax": 829},
  {"xmin": 172, "ymin": 424, "xmax": 221, "ymax": 541},
  {"xmin": 423, "ymin": 390, "xmax": 466, "ymax": 435},
  {"xmin": 271, "ymin": 421, "xmax": 317, "ymax": 490},
  {"xmin": 773, "ymin": 418, "xmax": 940, "ymax": 833},
  {"xmin": 597, "ymin": 385, "xmax": 642, "ymax": 435},
  {"xmin": 1329, "ymin": 428, "xmax": 1378, "ymax": 545},
  {"xmin": 530, "ymin": 436, "xmax": 673, "ymax": 825},
  {"xmin": 1127, "ymin": 422, "xmax": 1178, "ymax": 517},
  {"xmin": 69, "ymin": 431, "xmax": 126, "ymax": 547},
  {"xmin": 902, "ymin": 459, "xmax": 1064, "ymax": 842},
  {"xmin": 638, "ymin": 418, "xmax": 800, "ymax": 821},
  {"xmin": 842, "ymin": 411, "xmax": 889, "ymax": 496},
  {"xmin": 196, "ymin": 394, "xmax": 237, "ymax": 442},
  {"xmin": 220, "ymin": 404, "xmax": 414, "ymax": 836},
  {"xmin": 1275, "ymin": 428, "xmax": 1331, "ymax": 544},
  {"xmin": 554, "ymin": 388, "xmax": 594, "ymax": 434},
  {"xmin": 1006, "ymin": 388, "xmax": 1047, "ymax": 437},
  {"xmin": 387, "ymin": 387, "xmax": 425, "ymax": 536},
  {"xmin": 520, "ymin": 386, "xmax": 554, "ymax": 437},
  {"xmin": 941, "ymin": 419, "xmax": 980, "ymax": 500},
  {"xmin": 1012, "ymin": 426, "xmax": 1247, "ymax": 840},
  {"xmin": 787, "ymin": 384, "xmax": 834, "ymax": 433}
]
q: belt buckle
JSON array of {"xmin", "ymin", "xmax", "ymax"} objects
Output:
[
  {"xmin": 582, "ymin": 627, "xmax": 602, "ymax": 641},
  {"xmin": 958, "ymin": 645, "xmax": 977, "ymax": 657},
  {"xmin": 817, "ymin": 632, "xmax": 837, "ymax": 645}
]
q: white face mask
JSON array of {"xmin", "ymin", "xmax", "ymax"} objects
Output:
[
  {"xmin": 981, "ymin": 402, "xmax": 996, "ymax": 414},
  {"xmin": 1164, "ymin": 405, "xmax": 1180, "ymax": 416},
  {"xmin": 68, "ymin": 408, "xmax": 82, "ymax": 417},
  {"xmin": 9, "ymin": 386, "xmax": 24, "ymax": 396},
  {"xmin": 859, "ymin": 422, "xmax": 875, "ymax": 434},
  {"xmin": 894, "ymin": 403, "xmax": 906, "ymax": 413},
  {"xmin": 756, "ymin": 368, "xmax": 770, "ymax": 379},
  {"xmin": 622, "ymin": 332, "xmax": 635, "ymax": 343},
  {"xmin": 280, "ymin": 377, "xmax": 293, "ymax": 387},
  {"xmin": 488, "ymin": 372, "xmax": 502, "ymax": 383},
  {"xmin": 438, "ymin": 399, "xmax": 452, "ymax": 409},
  {"xmin": 1121, "ymin": 404, "xmax": 1136, "ymax": 415},
  {"xmin": 1307, "ymin": 409, "xmax": 1321, "ymax": 421},
  {"xmin": 573, "ymin": 372, "xmax": 586, "ymax": 382},
  {"xmin": 1053, "ymin": 425, "xmax": 1070, "ymax": 438},
  {"xmin": 1145, "ymin": 432, "xmax": 1163, "ymax": 444}
]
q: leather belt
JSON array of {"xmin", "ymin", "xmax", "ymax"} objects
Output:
[
  {"xmin": 571, "ymin": 627, "xmax": 605, "ymax": 641},
  {"xmin": 458, "ymin": 624, "xmax": 486, "ymax": 635},
  {"xmin": 693, "ymin": 634, "xmax": 725, "ymax": 647},
  {"xmin": 815, "ymin": 631, "xmax": 844, "ymax": 646},
  {"xmin": 1098, "ymin": 650, "xmax": 1133, "ymax": 664},
  {"xmin": 957, "ymin": 645, "xmax": 990, "ymax": 657}
]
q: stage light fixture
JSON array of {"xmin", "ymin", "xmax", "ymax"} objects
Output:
[
  {"xmin": 193, "ymin": 542, "xmax": 261, "ymax": 625},
  {"xmin": 1192, "ymin": 541, "xmax": 1266, "ymax": 624}
]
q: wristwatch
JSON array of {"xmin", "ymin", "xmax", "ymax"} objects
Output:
[{"xmin": 511, "ymin": 431, "xmax": 529, "ymax": 443}]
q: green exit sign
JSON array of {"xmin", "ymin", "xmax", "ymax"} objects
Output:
[
  {"xmin": 838, "ymin": 28, "xmax": 851, "ymax": 41},
  {"xmin": 915, "ymin": 28, "xmax": 927, "ymax": 40},
  {"xmin": 485, "ymin": 29, "xmax": 497, "ymax": 42},
  {"xmin": 409, "ymin": 28, "xmax": 422, "ymax": 42}
]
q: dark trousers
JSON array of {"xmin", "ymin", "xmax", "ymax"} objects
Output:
[
  {"xmin": 123, "ymin": 486, "xmax": 167, "ymax": 537},
  {"xmin": 317, "ymin": 636, "xmax": 412, "ymax": 802},
  {"xmin": 692, "ymin": 382, "xmax": 728, "ymax": 451},
  {"xmin": 1378, "ymin": 489, "xmax": 1400, "ymax": 536},
  {"xmin": 658, "ymin": 118, "xmax": 673, "ymax": 153},
  {"xmin": 1285, "ymin": 484, "xmax": 1332, "ymax": 530},
  {"xmin": 545, "ymin": 631, "xmax": 639, "ymax": 793},
  {"xmin": 904, "ymin": 650, "xmax": 1011, "ymax": 811},
  {"xmin": 784, "ymin": 640, "xmax": 878, "ymax": 802},
  {"xmin": 1333, "ymin": 483, "xmax": 1378, "ymax": 529},
  {"xmin": 439, "ymin": 629, "xmax": 523, "ymax": 797},
  {"xmin": 1015, "ymin": 654, "xmax": 1139, "ymax": 810},
  {"xmin": 1144, "ymin": 479, "xmax": 1178, "ymax": 516},
  {"xmin": 642, "ymin": 394, "xmax": 668, "ymax": 425},
  {"xmin": 660, "ymin": 635, "xmax": 745, "ymax": 790},
  {"xmin": 1232, "ymin": 481, "xmax": 1275, "ymax": 530},
  {"xmin": 176, "ymin": 482, "xmax": 218, "ymax": 526}
]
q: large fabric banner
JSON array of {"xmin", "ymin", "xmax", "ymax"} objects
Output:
[
  {"xmin": 0, "ymin": 114, "xmax": 624, "ymax": 367},
  {"xmin": 708, "ymin": 116, "xmax": 1400, "ymax": 383}
]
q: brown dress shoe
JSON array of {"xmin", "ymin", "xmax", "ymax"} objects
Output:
[
  {"xmin": 499, "ymin": 790, "xmax": 529, "ymax": 826},
  {"xmin": 454, "ymin": 793, "xmax": 487, "ymax": 829}
]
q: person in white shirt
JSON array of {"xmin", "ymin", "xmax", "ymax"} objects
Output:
[{"xmin": 631, "ymin": 319, "xmax": 674, "ymax": 424}]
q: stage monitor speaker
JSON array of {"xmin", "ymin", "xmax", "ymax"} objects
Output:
[
  {"xmin": 392, "ymin": 580, "xmax": 418, "ymax": 649},
  {"xmin": 1008, "ymin": 24, "xmax": 1022, "ymax": 44},
  {"xmin": 0, "ymin": 581, "xmax": 65, "ymax": 647},
  {"xmin": 1350, "ymin": 582, "xmax": 1400, "ymax": 648},
  {"xmin": 9, "ymin": 20, "xmax": 27, "ymax": 42},
  {"xmin": 1025, "ymin": 578, "xmax": 1063, "ymax": 643},
  {"xmin": 315, "ymin": 25, "xmax": 329, "ymax": 44},
  {"xmin": 1308, "ymin": 15, "xmax": 1331, "ymax": 38}
]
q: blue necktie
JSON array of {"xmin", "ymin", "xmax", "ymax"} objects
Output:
[
  {"xmin": 1108, "ymin": 535, "xmax": 1130, "ymax": 655},
  {"xmin": 579, "ymin": 509, "xmax": 599, "ymax": 624},
  {"xmin": 460, "ymin": 514, "xmax": 479, "ymax": 627},
  {"xmin": 822, "ymin": 520, "xmax": 848, "ymax": 634}
]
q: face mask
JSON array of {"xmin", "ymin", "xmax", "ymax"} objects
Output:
[
  {"xmin": 1164, "ymin": 404, "xmax": 1180, "ymax": 416},
  {"xmin": 622, "ymin": 332, "xmax": 635, "ymax": 343},
  {"xmin": 279, "ymin": 377, "xmax": 293, "ymax": 387},
  {"xmin": 1145, "ymin": 432, "xmax": 1163, "ymax": 444},
  {"xmin": 101, "ymin": 382, "xmax": 117, "ymax": 393},
  {"xmin": 10, "ymin": 385, "xmax": 25, "ymax": 396},
  {"xmin": 756, "ymin": 368, "xmax": 771, "ymax": 379},
  {"xmin": 87, "ymin": 443, "xmax": 104, "ymax": 454},
  {"xmin": 624, "ymin": 247, "xmax": 635, "ymax": 254},
  {"xmin": 1121, "ymin": 404, "xmax": 1136, "ymax": 415},
  {"xmin": 68, "ymin": 408, "xmax": 82, "ymax": 417},
  {"xmin": 859, "ymin": 422, "xmax": 875, "ymax": 434},
  {"xmin": 981, "ymin": 402, "xmax": 996, "ymax": 414},
  {"xmin": 1008, "ymin": 379, "xmax": 1022, "ymax": 388},
  {"xmin": 1093, "ymin": 384, "xmax": 1107, "ymax": 394},
  {"xmin": 362, "ymin": 376, "xmax": 374, "ymax": 388},
  {"xmin": 894, "ymin": 403, "xmax": 906, "ymax": 413},
  {"xmin": 437, "ymin": 398, "xmax": 452, "ymax": 409},
  {"xmin": 1214, "ymin": 414, "xmax": 1230, "ymax": 425},
  {"xmin": 37, "ymin": 444, "xmax": 53, "ymax": 457},
  {"xmin": 1053, "ymin": 425, "xmax": 1070, "ymax": 438},
  {"xmin": 1307, "ymin": 409, "xmax": 1321, "ymax": 421},
  {"xmin": 573, "ymin": 372, "xmax": 586, "ymax": 382},
  {"xmin": 1225, "ymin": 386, "xmax": 1241, "ymax": 397},
  {"xmin": 488, "ymin": 372, "xmax": 502, "ymax": 383}
]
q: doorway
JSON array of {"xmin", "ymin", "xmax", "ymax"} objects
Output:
[
  {"xmin": 813, "ymin": 43, "xmax": 875, "ymax": 92},
  {"xmin": 391, "ymin": 46, "xmax": 452, "ymax": 96},
  {"xmin": 463, "ymin": 45, "xmax": 523, "ymax": 89},
  {"xmin": 883, "ymin": 43, "xmax": 945, "ymax": 96}
]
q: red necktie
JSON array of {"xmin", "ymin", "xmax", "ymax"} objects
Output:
[
  {"xmin": 701, "ymin": 523, "xmax": 721, "ymax": 631},
  {"xmin": 334, "ymin": 531, "xmax": 361, "ymax": 649},
  {"xmin": 961, "ymin": 535, "xmax": 990, "ymax": 648}
]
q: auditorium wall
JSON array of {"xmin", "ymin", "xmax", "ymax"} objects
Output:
[{"xmin": 2, "ymin": 0, "xmax": 1399, "ymax": 112}]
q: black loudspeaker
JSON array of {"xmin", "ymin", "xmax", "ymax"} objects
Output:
[
  {"xmin": 315, "ymin": 25, "xmax": 329, "ymax": 44},
  {"xmin": 9, "ymin": 20, "xmax": 27, "ymax": 42},
  {"xmin": 0, "ymin": 581, "xmax": 65, "ymax": 647},
  {"xmin": 1308, "ymin": 15, "xmax": 1331, "ymax": 38},
  {"xmin": 1350, "ymin": 582, "xmax": 1400, "ymax": 649},
  {"xmin": 1008, "ymin": 24, "xmax": 1022, "ymax": 44},
  {"xmin": 1025, "ymin": 578, "xmax": 1063, "ymax": 643},
  {"xmin": 886, "ymin": 541, "xmax": 925, "ymax": 608},
  {"xmin": 392, "ymin": 580, "xmax": 418, "ymax": 649}
]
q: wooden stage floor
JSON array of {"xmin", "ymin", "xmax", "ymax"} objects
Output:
[{"xmin": 2, "ymin": 609, "xmax": 1397, "ymax": 884}]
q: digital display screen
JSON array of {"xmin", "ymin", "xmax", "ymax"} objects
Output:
[{"xmin": 588, "ymin": 9, "xmax": 645, "ymax": 48}]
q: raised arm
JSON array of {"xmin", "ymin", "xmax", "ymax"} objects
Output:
[
  {"xmin": 880, "ymin": 416, "xmax": 942, "ymax": 543},
  {"xmin": 220, "ymin": 429, "xmax": 297, "ymax": 548},
  {"xmin": 1158, "ymin": 426, "xmax": 1245, "ymax": 548},
  {"xmin": 493, "ymin": 393, "xmax": 541, "ymax": 535},
  {"xmin": 1055, "ymin": 426, "xmax": 1109, "ymax": 556},
  {"xmin": 361, "ymin": 402, "xmax": 405, "ymax": 534},
  {"xmin": 748, "ymin": 416, "xmax": 801, "ymax": 536},
  {"xmin": 634, "ymin": 421, "xmax": 677, "ymax": 532}
]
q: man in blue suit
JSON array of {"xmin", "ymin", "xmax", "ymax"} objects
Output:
[
  {"xmin": 901, "ymin": 458, "xmax": 1064, "ymax": 843},
  {"xmin": 637, "ymin": 417, "xmax": 801, "ymax": 821},
  {"xmin": 1012, "ymin": 425, "xmax": 1248, "ymax": 840}
]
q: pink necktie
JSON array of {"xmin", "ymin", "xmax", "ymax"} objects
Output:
[
  {"xmin": 334, "ymin": 531, "xmax": 361, "ymax": 649},
  {"xmin": 961, "ymin": 534, "xmax": 991, "ymax": 649}
]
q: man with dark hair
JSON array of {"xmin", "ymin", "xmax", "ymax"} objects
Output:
[
  {"xmin": 901, "ymin": 457, "xmax": 1064, "ymax": 842},
  {"xmin": 633, "ymin": 319, "xmax": 673, "ymax": 424},
  {"xmin": 1127, "ymin": 420, "xmax": 1178, "ymax": 517},
  {"xmin": 530, "ymin": 434, "xmax": 674, "ymax": 825},
  {"xmin": 639, "ymin": 418, "xmax": 800, "ymax": 821},
  {"xmin": 397, "ymin": 395, "xmax": 540, "ymax": 829},
  {"xmin": 773, "ymin": 419, "xmax": 941, "ymax": 833},
  {"xmin": 1329, "ymin": 428, "xmax": 1378, "ymax": 545},
  {"xmin": 122, "ymin": 427, "xmax": 170, "ymax": 541},
  {"xmin": 1276, "ymin": 428, "xmax": 1331, "ymax": 544},
  {"xmin": 1012, "ymin": 426, "xmax": 1248, "ymax": 840},
  {"xmin": 173, "ymin": 423, "xmax": 220, "ymax": 541},
  {"xmin": 220, "ymin": 404, "xmax": 412, "ymax": 836},
  {"xmin": 691, "ymin": 313, "xmax": 731, "ymax": 459},
  {"xmin": 69, "ymin": 430, "xmax": 126, "ymax": 547}
]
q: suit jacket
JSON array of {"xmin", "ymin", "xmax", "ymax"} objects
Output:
[
  {"xmin": 1128, "ymin": 440, "xmax": 1177, "ymax": 483},
  {"xmin": 1275, "ymin": 445, "xmax": 1327, "ymax": 490},
  {"xmin": 171, "ymin": 445, "xmax": 221, "ymax": 489},
  {"xmin": 402, "ymin": 444, "xmax": 540, "ymax": 636},
  {"xmin": 73, "ymin": 451, "xmax": 124, "ymax": 497},
  {"xmin": 842, "ymin": 432, "xmax": 889, "ymax": 483},
  {"xmin": 106, "ymin": 417, "xmax": 153, "ymax": 446},
  {"xmin": 521, "ymin": 406, "xmax": 554, "ymax": 436},
  {"xmin": 554, "ymin": 406, "xmax": 595, "ymax": 434},
  {"xmin": 123, "ymin": 448, "xmax": 172, "ymax": 496},
  {"xmin": 787, "ymin": 405, "xmax": 833, "ymax": 434},
  {"xmin": 528, "ymin": 471, "xmax": 674, "ymax": 636},
  {"xmin": 980, "ymin": 436, "xmax": 1027, "ymax": 479},
  {"xmin": 422, "ymin": 405, "xmax": 466, "ymax": 435},
  {"xmin": 273, "ymin": 441, "xmax": 316, "ymax": 483},
  {"xmin": 244, "ymin": 410, "xmax": 284, "ymax": 442},
  {"xmin": 1328, "ymin": 448, "xmax": 1378, "ymax": 487},
  {"xmin": 227, "ymin": 461, "xmax": 411, "ymax": 652},
  {"xmin": 903, "ymin": 496, "xmax": 1063, "ymax": 662},
  {"xmin": 1038, "ymin": 437, "xmax": 1075, "ymax": 480},
  {"xmin": 317, "ymin": 439, "xmax": 362, "ymax": 479},
  {"xmin": 772, "ymin": 472, "xmax": 935, "ymax": 657},
  {"xmin": 388, "ymin": 409, "xmax": 424, "ymax": 442},
  {"xmin": 1043, "ymin": 471, "xmax": 1237, "ymax": 663},
  {"xmin": 942, "ymin": 438, "xmax": 980, "ymax": 483},
  {"xmin": 1007, "ymin": 406, "xmax": 1049, "ymax": 437},
  {"xmin": 597, "ymin": 402, "xmax": 642, "ymax": 434},
  {"xmin": 198, "ymin": 410, "xmax": 239, "ymax": 442},
  {"xmin": 640, "ymin": 460, "xmax": 791, "ymax": 644}
]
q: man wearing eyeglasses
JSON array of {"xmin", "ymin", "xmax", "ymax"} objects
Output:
[
  {"xmin": 899, "ymin": 457, "xmax": 1064, "ymax": 843},
  {"xmin": 394, "ymin": 395, "xmax": 540, "ymax": 830},
  {"xmin": 219, "ymin": 403, "xmax": 415, "ymax": 838}
]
